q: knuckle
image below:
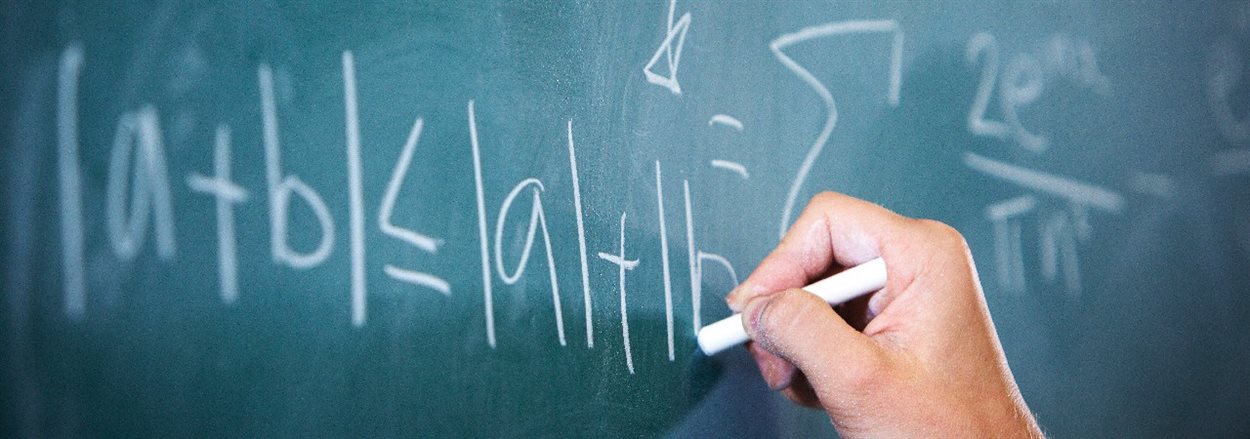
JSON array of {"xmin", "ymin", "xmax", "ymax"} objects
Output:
[
  {"xmin": 916, "ymin": 219, "xmax": 969, "ymax": 249},
  {"xmin": 811, "ymin": 191, "xmax": 841, "ymax": 205},
  {"xmin": 766, "ymin": 289, "xmax": 822, "ymax": 324},
  {"xmin": 755, "ymin": 290, "xmax": 823, "ymax": 345},
  {"xmin": 781, "ymin": 382, "xmax": 823, "ymax": 408},
  {"xmin": 842, "ymin": 350, "xmax": 889, "ymax": 393},
  {"xmin": 807, "ymin": 191, "xmax": 846, "ymax": 212}
]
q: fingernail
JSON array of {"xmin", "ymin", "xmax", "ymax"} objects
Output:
[
  {"xmin": 868, "ymin": 290, "xmax": 886, "ymax": 316},
  {"xmin": 749, "ymin": 344, "xmax": 795, "ymax": 390},
  {"xmin": 725, "ymin": 282, "xmax": 756, "ymax": 312},
  {"xmin": 742, "ymin": 294, "xmax": 773, "ymax": 342}
]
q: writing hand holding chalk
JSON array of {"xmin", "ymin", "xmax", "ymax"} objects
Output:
[
  {"xmin": 722, "ymin": 192, "xmax": 1043, "ymax": 438},
  {"xmin": 698, "ymin": 258, "xmax": 887, "ymax": 356}
]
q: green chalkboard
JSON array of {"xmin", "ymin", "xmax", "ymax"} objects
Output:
[{"xmin": 4, "ymin": 1, "xmax": 1249, "ymax": 437}]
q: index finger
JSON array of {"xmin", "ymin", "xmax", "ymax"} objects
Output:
[{"xmin": 727, "ymin": 191, "xmax": 909, "ymax": 311}]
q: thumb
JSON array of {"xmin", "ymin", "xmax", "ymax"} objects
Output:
[{"xmin": 742, "ymin": 288, "xmax": 884, "ymax": 396}]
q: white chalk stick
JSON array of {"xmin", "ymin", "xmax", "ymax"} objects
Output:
[{"xmin": 697, "ymin": 257, "xmax": 887, "ymax": 356}]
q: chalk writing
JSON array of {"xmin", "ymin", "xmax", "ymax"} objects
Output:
[
  {"xmin": 709, "ymin": 160, "xmax": 749, "ymax": 180},
  {"xmin": 654, "ymin": 161, "xmax": 675, "ymax": 361},
  {"xmin": 38, "ymin": 6, "xmax": 1214, "ymax": 379},
  {"xmin": 643, "ymin": 0, "xmax": 692, "ymax": 95},
  {"xmin": 684, "ymin": 180, "xmax": 740, "ymax": 331},
  {"xmin": 567, "ymin": 121, "xmax": 594, "ymax": 349},
  {"xmin": 1209, "ymin": 37, "xmax": 1250, "ymax": 145},
  {"xmin": 106, "ymin": 106, "xmax": 177, "ymax": 261},
  {"xmin": 187, "ymin": 125, "xmax": 249, "ymax": 305},
  {"xmin": 57, "ymin": 43, "xmax": 86, "ymax": 318},
  {"xmin": 965, "ymin": 152, "xmax": 1124, "ymax": 211},
  {"xmin": 986, "ymin": 195, "xmax": 1035, "ymax": 293},
  {"xmin": 965, "ymin": 152, "xmax": 1123, "ymax": 296},
  {"xmin": 599, "ymin": 213, "xmax": 640, "ymax": 374},
  {"xmin": 966, "ymin": 32, "xmax": 1045, "ymax": 151},
  {"xmin": 1043, "ymin": 34, "xmax": 1111, "ymax": 95},
  {"xmin": 343, "ymin": 51, "xmax": 368, "ymax": 327},
  {"xmin": 495, "ymin": 178, "xmax": 566, "ymax": 346},
  {"xmin": 259, "ymin": 64, "xmax": 335, "ymax": 269},
  {"xmin": 707, "ymin": 114, "xmax": 743, "ymax": 131},
  {"xmin": 966, "ymin": 32, "xmax": 1111, "ymax": 153},
  {"xmin": 378, "ymin": 116, "xmax": 450, "ymax": 295},
  {"xmin": 468, "ymin": 100, "xmax": 497, "ymax": 348},
  {"xmin": 966, "ymin": 32, "xmax": 1011, "ymax": 141},
  {"xmin": 772, "ymin": 20, "xmax": 904, "ymax": 237},
  {"xmin": 1208, "ymin": 15, "xmax": 1250, "ymax": 176}
]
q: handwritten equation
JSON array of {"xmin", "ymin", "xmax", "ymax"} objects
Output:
[{"xmin": 45, "ymin": 2, "xmax": 1243, "ymax": 377}]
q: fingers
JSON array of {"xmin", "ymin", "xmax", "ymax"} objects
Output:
[
  {"xmin": 724, "ymin": 192, "xmax": 969, "ymax": 407},
  {"xmin": 723, "ymin": 192, "xmax": 906, "ymax": 402},
  {"xmin": 717, "ymin": 192, "xmax": 1040, "ymax": 436},
  {"xmin": 747, "ymin": 342, "xmax": 822, "ymax": 407},
  {"xmin": 727, "ymin": 192, "xmax": 907, "ymax": 312},
  {"xmin": 742, "ymin": 288, "xmax": 883, "ymax": 398},
  {"xmin": 745, "ymin": 341, "xmax": 798, "ymax": 390}
]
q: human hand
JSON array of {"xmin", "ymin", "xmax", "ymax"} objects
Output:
[{"xmin": 725, "ymin": 192, "xmax": 1043, "ymax": 438}]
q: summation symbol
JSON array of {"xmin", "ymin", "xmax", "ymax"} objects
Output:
[{"xmin": 772, "ymin": 20, "xmax": 904, "ymax": 238}]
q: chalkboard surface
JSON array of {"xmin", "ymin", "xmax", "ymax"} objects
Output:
[{"xmin": 4, "ymin": 1, "xmax": 1249, "ymax": 437}]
